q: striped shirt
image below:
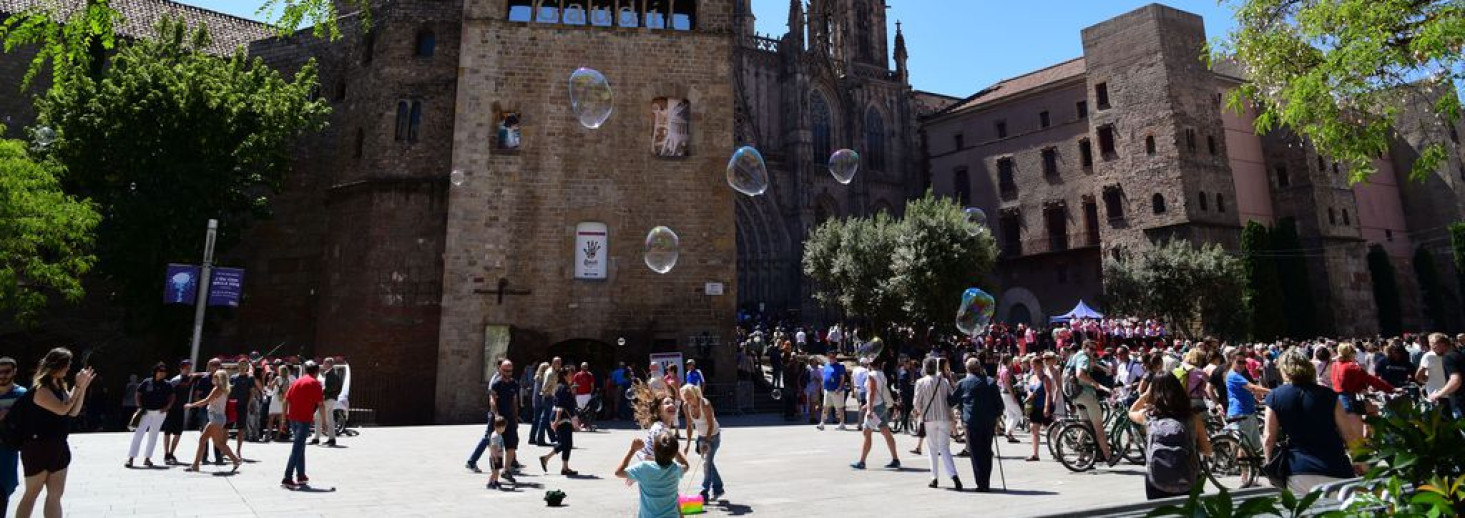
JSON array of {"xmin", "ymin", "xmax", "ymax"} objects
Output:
[{"xmin": 912, "ymin": 375, "xmax": 954, "ymax": 423}]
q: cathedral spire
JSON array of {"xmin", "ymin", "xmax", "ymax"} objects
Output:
[
  {"xmin": 787, "ymin": 0, "xmax": 805, "ymax": 48},
  {"xmin": 894, "ymin": 20, "xmax": 909, "ymax": 83}
]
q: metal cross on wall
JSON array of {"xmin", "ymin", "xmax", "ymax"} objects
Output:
[{"xmin": 474, "ymin": 277, "xmax": 532, "ymax": 305}]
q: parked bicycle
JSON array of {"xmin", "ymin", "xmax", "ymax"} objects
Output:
[
  {"xmin": 1203, "ymin": 413, "xmax": 1263, "ymax": 490},
  {"xmin": 1053, "ymin": 400, "xmax": 1145, "ymax": 472}
]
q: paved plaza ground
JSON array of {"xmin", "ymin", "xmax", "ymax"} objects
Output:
[{"xmin": 10, "ymin": 414, "xmax": 1187, "ymax": 518}]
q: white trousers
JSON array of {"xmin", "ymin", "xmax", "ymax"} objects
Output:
[
  {"xmin": 128, "ymin": 410, "xmax": 165, "ymax": 459},
  {"xmin": 1000, "ymin": 391, "xmax": 1023, "ymax": 433},
  {"xmin": 925, "ymin": 420, "xmax": 958, "ymax": 479},
  {"xmin": 314, "ymin": 399, "xmax": 338, "ymax": 441}
]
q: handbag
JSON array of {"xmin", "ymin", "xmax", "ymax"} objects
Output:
[
  {"xmin": 915, "ymin": 378, "xmax": 942, "ymax": 439},
  {"xmin": 1261, "ymin": 389, "xmax": 1303, "ymax": 488}
]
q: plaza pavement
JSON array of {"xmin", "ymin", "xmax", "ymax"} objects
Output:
[{"xmin": 10, "ymin": 414, "xmax": 1180, "ymax": 518}]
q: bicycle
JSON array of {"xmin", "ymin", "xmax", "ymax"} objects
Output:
[
  {"xmin": 1204, "ymin": 413, "xmax": 1262, "ymax": 490},
  {"xmin": 1053, "ymin": 399, "xmax": 1145, "ymax": 472}
]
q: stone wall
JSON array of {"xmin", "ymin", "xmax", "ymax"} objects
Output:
[{"xmin": 433, "ymin": 0, "xmax": 739, "ymax": 422}]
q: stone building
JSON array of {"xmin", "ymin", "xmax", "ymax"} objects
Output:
[
  {"xmin": 1, "ymin": 0, "xmax": 739, "ymax": 424},
  {"xmin": 923, "ymin": 3, "xmax": 1465, "ymax": 337},
  {"xmin": 731, "ymin": 0, "xmax": 932, "ymax": 321}
]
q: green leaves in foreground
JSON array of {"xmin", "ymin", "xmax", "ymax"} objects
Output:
[{"xmin": 0, "ymin": 135, "xmax": 99, "ymax": 324}]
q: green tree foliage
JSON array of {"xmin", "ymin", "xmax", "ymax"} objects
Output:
[
  {"xmin": 1273, "ymin": 218, "xmax": 1318, "ymax": 338},
  {"xmin": 1414, "ymin": 246, "xmax": 1450, "ymax": 331},
  {"xmin": 890, "ymin": 194, "xmax": 998, "ymax": 330},
  {"xmin": 33, "ymin": 18, "xmax": 328, "ymax": 321},
  {"xmin": 1241, "ymin": 221, "xmax": 1285, "ymax": 340},
  {"xmin": 1103, "ymin": 240, "xmax": 1248, "ymax": 339},
  {"xmin": 1218, "ymin": 0, "xmax": 1464, "ymax": 183},
  {"xmin": 257, "ymin": 0, "xmax": 372, "ymax": 40},
  {"xmin": 0, "ymin": 130, "xmax": 100, "ymax": 323},
  {"xmin": 803, "ymin": 192, "xmax": 997, "ymax": 332},
  {"xmin": 1368, "ymin": 245, "xmax": 1404, "ymax": 337},
  {"xmin": 1452, "ymin": 222, "xmax": 1465, "ymax": 310}
]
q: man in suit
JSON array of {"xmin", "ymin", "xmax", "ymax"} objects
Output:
[{"xmin": 948, "ymin": 352, "xmax": 1004, "ymax": 492}]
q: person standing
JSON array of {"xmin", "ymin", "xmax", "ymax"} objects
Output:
[
  {"xmin": 818, "ymin": 358, "xmax": 847, "ymax": 431},
  {"xmin": 538, "ymin": 368, "xmax": 578, "ymax": 476},
  {"xmin": 948, "ymin": 354, "xmax": 1004, "ymax": 492},
  {"xmin": 1024, "ymin": 355, "xmax": 1056, "ymax": 462},
  {"xmin": 1264, "ymin": 348, "xmax": 1359, "ymax": 494},
  {"xmin": 1126, "ymin": 373, "xmax": 1202, "ymax": 499},
  {"xmin": 850, "ymin": 357, "xmax": 900, "ymax": 470},
  {"xmin": 228, "ymin": 358, "xmax": 257, "ymax": 458},
  {"xmin": 161, "ymin": 359, "xmax": 194, "ymax": 465},
  {"xmin": 681, "ymin": 385, "xmax": 724, "ymax": 502},
  {"xmin": 488, "ymin": 361, "xmax": 520, "ymax": 484},
  {"xmin": 996, "ymin": 357, "xmax": 1023, "ymax": 444},
  {"xmin": 534, "ymin": 358, "xmax": 563, "ymax": 446},
  {"xmin": 182, "ymin": 370, "xmax": 243, "ymax": 473},
  {"xmin": 311, "ymin": 357, "xmax": 342, "ymax": 447},
  {"xmin": 281, "ymin": 361, "xmax": 324, "ymax": 488},
  {"xmin": 467, "ymin": 358, "xmax": 506, "ymax": 474},
  {"xmin": 912, "ymin": 358, "xmax": 960, "ymax": 490},
  {"xmin": 0, "ymin": 357, "xmax": 26, "ymax": 515},
  {"xmin": 126, "ymin": 363, "xmax": 174, "ymax": 468},
  {"xmin": 851, "ymin": 358, "xmax": 870, "ymax": 431},
  {"xmin": 15, "ymin": 348, "xmax": 95, "ymax": 518},
  {"xmin": 572, "ymin": 363, "xmax": 595, "ymax": 430},
  {"xmin": 767, "ymin": 344, "xmax": 784, "ymax": 389},
  {"xmin": 684, "ymin": 360, "xmax": 705, "ymax": 388},
  {"xmin": 1425, "ymin": 334, "xmax": 1465, "ymax": 418}
]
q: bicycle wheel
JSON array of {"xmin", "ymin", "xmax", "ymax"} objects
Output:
[
  {"xmin": 1206, "ymin": 434, "xmax": 1245, "ymax": 490},
  {"xmin": 1119, "ymin": 424, "xmax": 1146, "ymax": 465},
  {"xmin": 1046, "ymin": 420, "xmax": 1064, "ymax": 459},
  {"xmin": 1055, "ymin": 423, "xmax": 1097, "ymax": 472}
]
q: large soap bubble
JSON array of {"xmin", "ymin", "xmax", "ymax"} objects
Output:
[
  {"xmin": 726, "ymin": 146, "xmax": 769, "ymax": 196},
  {"xmin": 568, "ymin": 67, "xmax": 613, "ymax": 129},
  {"xmin": 828, "ymin": 149, "xmax": 860, "ymax": 185},
  {"xmin": 34, "ymin": 126, "xmax": 56, "ymax": 147},
  {"xmin": 857, "ymin": 337, "xmax": 884, "ymax": 358},
  {"xmin": 955, "ymin": 287, "xmax": 996, "ymax": 337},
  {"xmin": 644, "ymin": 226, "xmax": 680, "ymax": 274},
  {"xmin": 450, "ymin": 169, "xmax": 466, "ymax": 187},
  {"xmin": 963, "ymin": 207, "xmax": 987, "ymax": 236}
]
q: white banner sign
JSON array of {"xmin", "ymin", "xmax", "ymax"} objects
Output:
[
  {"xmin": 575, "ymin": 222, "xmax": 608, "ymax": 280},
  {"xmin": 705, "ymin": 282, "xmax": 724, "ymax": 296}
]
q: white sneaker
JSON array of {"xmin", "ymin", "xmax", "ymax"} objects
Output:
[
  {"xmin": 837, "ymin": 424, "xmax": 847, "ymax": 431},
  {"xmin": 817, "ymin": 424, "xmax": 825, "ymax": 431}
]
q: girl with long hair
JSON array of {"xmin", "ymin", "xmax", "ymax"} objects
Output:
[
  {"xmin": 1024, "ymin": 355, "xmax": 1056, "ymax": 462},
  {"xmin": 266, "ymin": 365, "xmax": 289, "ymax": 441},
  {"xmin": 538, "ymin": 368, "xmax": 578, "ymax": 476},
  {"xmin": 1127, "ymin": 372, "xmax": 1200, "ymax": 499},
  {"xmin": 16, "ymin": 348, "xmax": 95, "ymax": 518},
  {"xmin": 183, "ymin": 369, "xmax": 242, "ymax": 472}
]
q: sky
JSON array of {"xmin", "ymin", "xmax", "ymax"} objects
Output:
[{"xmin": 178, "ymin": 0, "xmax": 1240, "ymax": 97}]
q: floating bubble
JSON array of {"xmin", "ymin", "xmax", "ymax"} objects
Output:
[
  {"xmin": 963, "ymin": 207, "xmax": 987, "ymax": 235},
  {"xmin": 857, "ymin": 337, "xmax": 884, "ymax": 358},
  {"xmin": 644, "ymin": 226, "xmax": 680, "ymax": 274},
  {"xmin": 34, "ymin": 126, "xmax": 55, "ymax": 147},
  {"xmin": 769, "ymin": 388, "xmax": 782, "ymax": 401},
  {"xmin": 955, "ymin": 287, "xmax": 996, "ymax": 337},
  {"xmin": 568, "ymin": 67, "xmax": 613, "ymax": 129},
  {"xmin": 450, "ymin": 169, "xmax": 466, "ymax": 187},
  {"xmin": 726, "ymin": 146, "xmax": 769, "ymax": 196},
  {"xmin": 828, "ymin": 149, "xmax": 860, "ymax": 184}
]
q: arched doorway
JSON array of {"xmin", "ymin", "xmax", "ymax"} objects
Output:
[{"xmin": 1007, "ymin": 304, "xmax": 1033, "ymax": 326}]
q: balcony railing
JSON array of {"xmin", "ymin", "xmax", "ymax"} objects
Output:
[{"xmin": 1000, "ymin": 231, "xmax": 1100, "ymax": 258}]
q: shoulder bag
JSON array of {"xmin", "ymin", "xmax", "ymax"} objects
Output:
[
  {"xmin": 915, "ymin": 379, "xmax": 942, "ymax": 439},
  {"xmin": 1261, "ymin": 389, "xmax": 1302, "ymax": 489}
]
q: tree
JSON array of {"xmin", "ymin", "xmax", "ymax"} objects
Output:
[
  {"xmin": 1241, "ymin": 221, "xmax": 1285, "ymax": 340},
  {"xmin": 1414, "ymin": 246, "xmax": 1450, "ymax": 331},
  {"xmin": 0, "ymin": 129, "xmax": 100, "ymax": 324},
  {"xmin": 1452, "ymin": 222, "xmax": 1465, "ymax": 315},
  {"xmin": 803, "ymin": 192, "xmax": 998, "ymax": 334},
  {"xmin": 1368, "ymin": 244, "xmax": 1404, "ymax": 337},
  {"xmin": 1273, "ymin": 218, "xmax": 1318, "ymax": 338},
  {"xmin": 889, "ymin": 193, "xmax": 998, "ymax": 332},
  {"xmin": 1218, "ymin": 0, "xmax": 1463, "ymax": 183},
  {"xmin": 1103, "ymin": 240, "xmax": 1248, "ymax": 339},
  {"xmin": 33, "ymin": 18, "xmax": 328, "ymax": 324}
]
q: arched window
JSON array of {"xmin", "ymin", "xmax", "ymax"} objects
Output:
[
  {"xmin": 1198, "ymin": 191, "xmax": 1208, "ymax": 211},
  {"xmin": 1151, "ymin": 193, "xmax": 1166, "ymax": 214},
  {"xmin": 395, "ymin": 101, "xmax": 410, "ymax": 141},
  {"xmin": 1145, "ymin": 134, "xmax": 1155, "ymax": 156},
  {"xmin": 562, "ymin": 3, "xmax": 588, "ymax": 24},
  {"xmin": 617, "ymin": 6, "xmax": 639, "ymax": 27},
  {"xmin": 589, "ymin": 0, "xmax": 614, "ymax": 26},
  {"xmin": 865, "ymin": 108, "xmax": 886, "ymax": 171},
  {"xmin": 415, "ymin": 29, "xmax": 436, "ymax": 57},
  {"xmin": 811, "ymin": 93, "xmax": 833, "ymax": 162},
  {"xmin": 408, "ymin": 101, "xmax": 423, "ymax": 142},
  {"xmin": 1216, "ymin": 193, "xmax": 1225, "ymax": 213}
]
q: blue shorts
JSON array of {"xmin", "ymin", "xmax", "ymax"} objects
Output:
[{"xmin": 1, "ymin": 447, "xmax": 17, "ymax": 497}]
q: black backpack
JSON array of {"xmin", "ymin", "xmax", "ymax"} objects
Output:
[{"xmin": 0, "ymin": 390, "xmax": 34, "ymax": 449}]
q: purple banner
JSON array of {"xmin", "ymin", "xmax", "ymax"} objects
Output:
[
  {"xmin": 163, "ymin": 264, "xmax": 200, "ymax": 305},
  {"xmin": 208, "ymin": 268, "xmax": 245, "ymax": 307}
]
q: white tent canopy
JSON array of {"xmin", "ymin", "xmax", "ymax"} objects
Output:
[{"xmin": 1050, "ymin": 300, "xmax": 1104, "ymax": 323}]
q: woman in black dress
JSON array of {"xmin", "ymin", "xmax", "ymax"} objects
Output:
[{"xmin": 16, "ymin": 348, "xmax": 96, "ymax": 518}]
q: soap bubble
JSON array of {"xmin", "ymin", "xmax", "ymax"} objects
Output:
[
  {"xmin": 857, "ymin": 337, "xmax": 884, "ymax": 358},
  {"xmin": 726, "ymin": 146, "xmax": 769, "ymax": 196},
  {"xmin": 769, "ymin": 388, "xmax": 782, "ymax": 401},
  {"xmin": 644, "ymin": 226, "xmax": 680, "ymax": 274},
  {"xmin": 963, "ymin": 207, "xmax": 987, "ymax": 235},
  {"xmin": 450, "ymin": 169, "xmax": 465, "ymax": 187},
  {"xmin": 955, "ymin": 287, "xmax": 996, "ymax": 337},
  {"xmin": 568, "ymin": 67, "xmax": 613, "ymax": 129},
  {"xmin": 34, "ymin": 126, "xmax": 55, "ymax": 147},
  {"xmin": 828, "ymin": 149, "xmax": 860, "ymax": 184}
]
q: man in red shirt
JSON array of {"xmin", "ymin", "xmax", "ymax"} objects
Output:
[
  {"xmin": 572, "ymin": 363, "xmax": 595, "ymax": 429},
  {"xmin": 281, "ymin": 361, "xmax": 324, "ymax": 488}
]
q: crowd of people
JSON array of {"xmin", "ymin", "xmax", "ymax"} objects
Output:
[{"xmin": 0, "ymin": 349, "xmax": 349, "ymax": 518}]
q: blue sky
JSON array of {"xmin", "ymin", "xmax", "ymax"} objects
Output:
[{"xmin": 180, "ymin": 1, "xmax": 1239, "ymax": 97}]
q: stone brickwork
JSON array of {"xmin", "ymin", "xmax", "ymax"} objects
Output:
[{"xmin": 432, "ymin": 0, "xmax": 738, "ymax": 422}]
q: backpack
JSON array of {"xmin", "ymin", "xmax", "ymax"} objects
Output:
[
  {"xmin": 0, "ymin": 390, "xmax": 34, "ymax": 449},
  {"xmin": 1173, "ymin": 364, "xmax": 1206, "ymax": 400},
  {"xmin": 1145, "ymin": 416, "xmax": 1197, "ymax": 494},
  {"xmin": 1061, "ymin": 363, "xmax": 1082, "ymax": 400}
]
